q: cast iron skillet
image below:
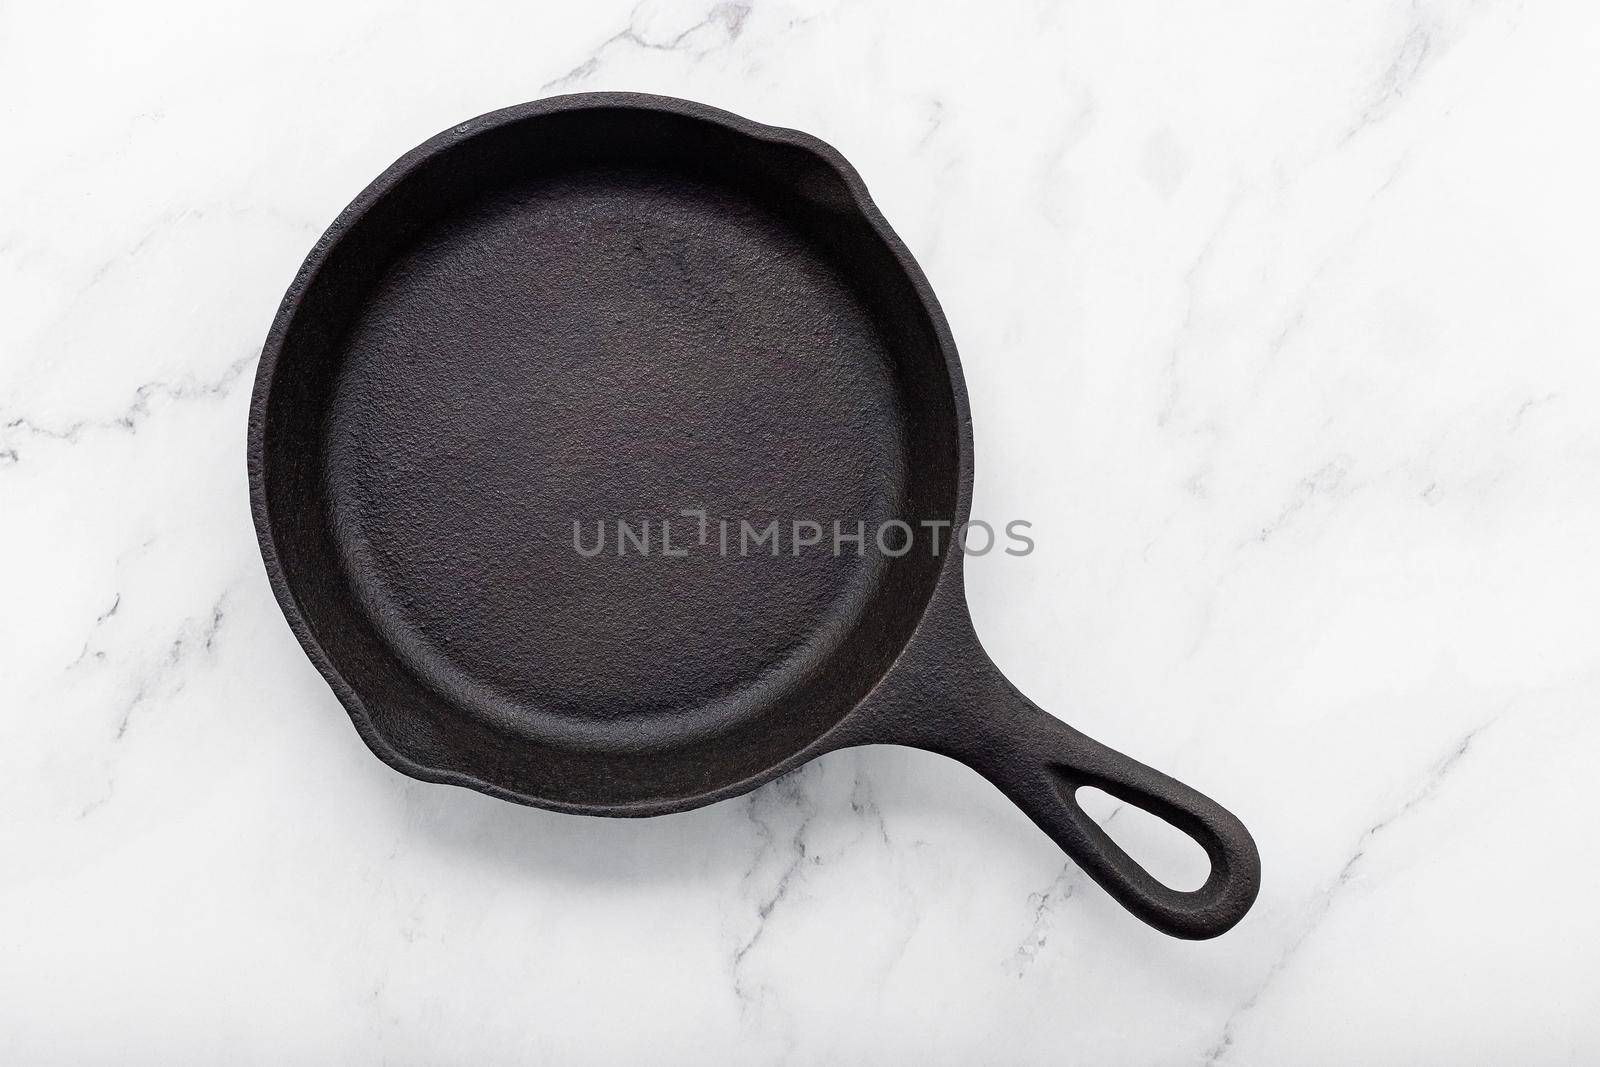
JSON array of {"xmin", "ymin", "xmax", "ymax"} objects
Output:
[{"xmin": 249, "ymin": 93, "xmax": 1260, "ymax": 939}]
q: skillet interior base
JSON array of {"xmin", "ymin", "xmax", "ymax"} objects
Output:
[{"xmin": 324, "ymin": 167, "xmax": 910, "ymax": 753}]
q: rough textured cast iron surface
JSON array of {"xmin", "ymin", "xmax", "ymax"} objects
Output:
[{"xmin": 248, "ymin": 92, "xmax": 1261, "ymax": 939}]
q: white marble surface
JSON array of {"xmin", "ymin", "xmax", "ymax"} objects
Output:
[{"xmin": 5, "ymin": 0, "xmax": 1600, "ymax": 1062}]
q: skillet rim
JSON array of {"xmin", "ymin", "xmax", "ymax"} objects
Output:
[{"xmin": 247, "ymin": 91, "xmax": 977, "ymax": 816}]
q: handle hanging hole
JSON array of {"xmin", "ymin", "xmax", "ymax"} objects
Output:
[{"xmin": 1074, "ymin": 786, "xmax": 1211, "ymax": 892}]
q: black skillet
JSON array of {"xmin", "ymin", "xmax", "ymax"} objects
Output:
[{"xmin": 249, "ymin": 93, "xmax": 1260, "ymax": 939}]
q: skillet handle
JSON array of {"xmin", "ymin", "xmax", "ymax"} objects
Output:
[{"xmin": 953, "ymin": 674, "xmax": 1260, "ymax": 939}]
